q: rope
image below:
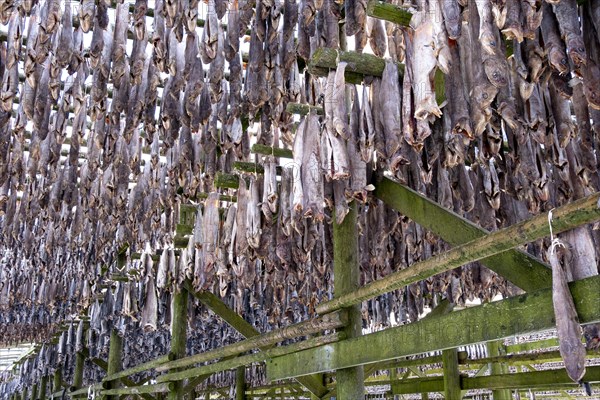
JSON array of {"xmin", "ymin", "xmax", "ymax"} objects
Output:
[{"xmin": 547, "ymin": 209, "xmax": 564, "ymax": 255}]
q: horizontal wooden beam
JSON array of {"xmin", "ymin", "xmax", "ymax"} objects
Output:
[
  {"xmin": 286, "ymin": 102, "xmax": 324, "ymax": 116},
  {"xmin": 156, "ymin": 333, "xmax": 344, "ymax": 383},
  {"xmin": 184, "ymin": 280, "xmax": 261, "ymax": 341},
  {"xmin": 266, "ymin": 275, "xmax": 600, "ymax": 380},
  {"xmin": 391, "ymin": 366, "xmax": 600, "ymax": 394},
  {"xmin": 317, "ymin": 190, "xmax": 600, "ymax": 314},
  {"xmin": 103, "ymin": 355, "xmax": 170, "ymax": 382},
  {"xmin": 366, "ymin": 0, "xmax": 413, "ymax": 26},
  {"xmin": 374, "ymin": 177, "xmax": 552, "ymax": 292},
  {"xmin": 101, "ymin": 383, "xmax": 172, "ymax": 396},
  {"xmin": 251, "ymin": 144, "xmax": 294, "ymax": 159},
  {"xmin": 308, "ymin": 48, "xmax": 397, "ymax": 83},
  {"xmin": 156, "ymin": 311, "xmax": 347, "ymax": 371}
]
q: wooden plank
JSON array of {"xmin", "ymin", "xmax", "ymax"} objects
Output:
[
  {"xmin": 184, "ymin": 281, "xmax": 330, "ymax": 398},
  {"xmin": 156, "ymin": 334, "xmax": 343, "ymax": 383},
  {"xmin": 442, "ymin": 349, "xmax": 462, "ymax": 399},
  {"xmin": 317, "ymin": 190, "xmax": 600, "ymax": 314},
  {"xmin": 391, "ymin": 366, "xmax": 600, "ymax": 394},
  {"xmin": 366, "ymin": 0, "xmax": 413, "ymax": 26},
  {"xmin": 251, "ymin": 144, "xmax": 294, "ymax": 159},
  {"xmin": 462, "ymin": 366, "xmax": 600, "ymax": 390},
  {"xmin": 333, "ymin": 202, "xmax": 365, "ymax": 398},
  {"xmin": 266, "ymin": 275, "xmax": 600, "ymax": 380},
  {"xmin": 373, "ymin": 177, "xmax": 552, "ymax": 292},
  {"xmin": 487, "ymin": 341, "xmax": 511, "ymax": 400},
  {"xmin": 286, "ymin": 102, "xmax": 324, "ymax": 116},
  {"xmin": 185, "ymin": 281, "xmax": 264, "ymax": 341},
  {"xmin": 236, "ymin": 368, "xmax": 246, "ymax": 400},
  {"xmin": 167, "ymin": 289, "xmax": 188, "ymax": 400},
  {"xmin": 105, "ymin": 330, "xmax": 124, "ymax": 400},
  {"xmin": 101, "ymin": 384, "xmax": 172, "ymax": 396},
  {"xmin": 156, "ymin": 311, "xmax": 347, "ymax": 371}
]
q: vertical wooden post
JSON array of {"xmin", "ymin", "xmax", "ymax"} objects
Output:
[
  {"xmin": 30, "ymin": 383, "xmax": 38, "ymax": 400},
  {"xmin": 442, "ymin": 349, "xmax": 461, "ymax": 399},
  {"xmin": 168, "ymin": 288, "xmax": 188, "ymax": 400},
  {"xmin": 52, "ymin": 368, "xmax": 62, "ymax": 397},
  {"xmin": 38, "ymin": 375, "xmax": 48, "ymax": 400},
  {"xmin": 333, "ymin": 203, "xmax": 364, "ymax": 399},
  {"xmin": 72, "ymin": 350, "xmax": 85, "ymax": 390},
  {"xmin": 487, "ymin": 341, "xmax": 511, "ymax": 400},
  {"xmin": 235, "ymin": 367, "xmax": 246, "ymax": 400},
  {"xmin": 20, "ymin": 387, "xmax": 27, "ymax": 400},
  {"xmin": 105, "ymin": 330, "xmax": 124, "ymax": 400}
]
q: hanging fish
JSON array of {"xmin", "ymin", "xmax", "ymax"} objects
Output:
[
  {"xmin": 547, "ymin": 243, "xmax": 587, "ymax": 384},
  {"xmin": 552, "ymin": 0, "xmax": 586, "ymax": 68}
]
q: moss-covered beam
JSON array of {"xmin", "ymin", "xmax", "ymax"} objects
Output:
[
  {"xmin": 156, "ymin": 334, "xmax": 344, "ymax": 383},
  {"xmin": 103, "ymin": 355, "xmax": 170, "ymax": 382},
  {"xmin": 333, "ymin": 202, "xmax": 365, "ymax": 399},
  {"xmin": 251, "ymin": 144, "xmax": 294, "ymax": 159},
  {"xmin": 391, "ymin": 366, "xmax": 600, "ymax": 394},
  {"xmin": 373, "ymin": 177, "xmax": 552, "ymax": 292},
  {"xmin": 318, "ymin": 189, "xmax": 600, "ymax": 314},
  {"xmin": 156, "ymin": 311, "xmax": 346, "ymax": 371},
  {"xmin": 487, "ymin": 341, "xmax": 511, "ymax": 400},
  {"xmin": 215, "ymin": 172, "xmax": 240, "ymax": 189},
  {"xmin": 236, "ymin": 367, "xmax": 246, "ymax": 400},
  {"xmin": 39, "ymin": 375, "xmax": 48, "ymax": 400},
  {"xmin": 366, "ymin": 0, "xmax": 412, "ymax": 26},
  {"xmin": 267, "ymin": 275, "xmax": 600, "ymax": 380},
  {"xmin": 442, "ymin": 349, "xmax": 462, "ymax": 399},
  {"xmin": 308, "ymin": 48, "xmax": 397, "ymax": 82},
  {"xmin": 286, "ymin": 103, "xmax": 324, "ymax": 116},
  {"xmin": 464, "ymin": 366, "xmax": 600, "ymax": 390},
  {"xmin": 504, "ymin": 338, "xmax": 559, "ymax": 353},
  {"xmin": 167, "ymin": 288, "xmax": 188, "ymax": 400},
  {"xmin": 105, "ymin": 330, "xmax": 124, "ymax": 400},
  {"xmin": 184, "ymin": 280, "xmax": 263, "ymax": 341}
]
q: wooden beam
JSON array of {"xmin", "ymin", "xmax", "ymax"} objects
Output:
[
  {"xmin": 103, "ymin": 355, "xmax": 170, "ymax": 382},
  {"xmin": 183, "ymin": 281, "xmax": 330, "ymax": 398},
  {"xmin": 236, "ymin": 367, "xmax": 246, "ymax": 400},
  {"xmin": 39, "ymin": 376, "xmax": 48, "ymax": 400},
  {"xmin": 366, "ymin": 0, "xmax": 413, "ymax": 26},
  {"xmin": 156, "ymin": 311, "xmax": 346, "ymax": 371},
  {"xmin": 251, "ymin": 144, "xmax": 294, "ymax": 159},
  {"xmin": 266, "ymin": 275, "xmax": 600, "ymax": 380},
  {"xmin": 442, "ymin": 349, "xmax": 462, "ymax": 398},
  {"xmin": 333, "ymin": 202, "xmax": 365, "ymax": 399},
  {"xmin": 317, "ymin": 190, "xmax": 600, "ymax": 314},
  {"xmin": 156, "ymin": 333, "xmax": 343, "ymax": 383},
  {"xmin": 105, "ymin": 330, "xmax": 124, "ymax": 400},
  {"xmin": 101, "ymin": 384, "xmax": 172, "ymax": 396},
  {"xmin": 463, "ymin": 366, "xmax": 600, "ymax": 390},
  {"xmin": 167, "ymin": 288, "xmax": 188, "ymax": 400},
  {"xmin": 308, "ymin": 48, "xmax": 399, "ymax": 83},
  {"xmin": 285, "ymin": 102, "xmax": 324, "ymax": 116},
  {"xmin": 373, "ymin": 177, "xmax": 552, "ymax": 292},
  {"xmin": 505, "ymin": 338, "xmax": 559, "ymax": 353},
  {"xmin": 185, "ymin": 281, "xmax": 263, "ymax": 341},
  {"xmin": 487, "ymin": 341, "xmax": 511, "ymax": 400},
  {"xmin": 72, "ymin": 350, "xmax": 85, "ymax": 390}
]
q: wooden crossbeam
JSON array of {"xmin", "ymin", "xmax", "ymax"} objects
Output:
[
  {"xmin": 391, "ymin": 366, "xmax": 600, "ymax": 394},
  {"xmin": 174, "ymin": 281, "xmax": 333, "ymax": 397},
  {"xmin": 266, "ymin": 275, "xmax": 600, "ymax": 380},
  {"xmin": 317, "ymin": 190, "xmax": 600, "ymax": 314},
  {"xmin": 373, "ymin": 177, "xmax": 552, "ymax": 292},
  {"xmin": 366, "ymin": 0, "xmax": 413, "ymax": 26}
]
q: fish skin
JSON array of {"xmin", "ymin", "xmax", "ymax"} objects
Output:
[
  {"xmin": 410, "ymin": 11, "xmax": 442, "ymax": 121},
  {"xmin": 553, "ymin": 0, "xmax": 586, "ymax": 68},
  {"xmin": 502, "ymin": 0, "xmax": 524, "ymax": 42},
  {"xmin": 540, "ymin": 1, "xmax": 570, "ymax": 75},
  {"xmin": 441, "ymin": 0, "xmax": 462, "ymax": 39},
  {"xmin": 548, "ymin": 244, "xmax": 587, "ymax": 384},
  {"xmin": 380, "ymin": 60, "xmax": 403, "ymax": 153},
  {"xmin": 367, "ymin": 17, "xmax": 386, "ymax": 58},
  {"xmin": 302, "ymin": 113, "xmax": 325, "ymax": 222},
  {"xmin": 79, "ymin": 0, "xmax": 95, "ymax": 33}
]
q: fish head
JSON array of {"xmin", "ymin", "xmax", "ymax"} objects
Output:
[{"xmin": 483, "ymin": 58, "xmax": 508, "ymax": 88}]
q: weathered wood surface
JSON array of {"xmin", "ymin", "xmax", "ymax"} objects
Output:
[
  {"xmin": 374, "ymin": 172, "xmax": 553, "ymax": 292},
  {"xmin": 317, "ymin": 190, "xmax": 600, "ymax": 314},
  {"xmin": 156, "ymin": 333, "xmax": 344, "ymax": 383},
  {"xmin": 366, "ymin": 0, "xmax": 412, "ymax": 26},
  {"xmin": 267, "ymin": 275, "xmax": 600, "ymax": 380},
  {"xmin": 156, "ymin": 311, "xmax": 347, "ymax": 371}
]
